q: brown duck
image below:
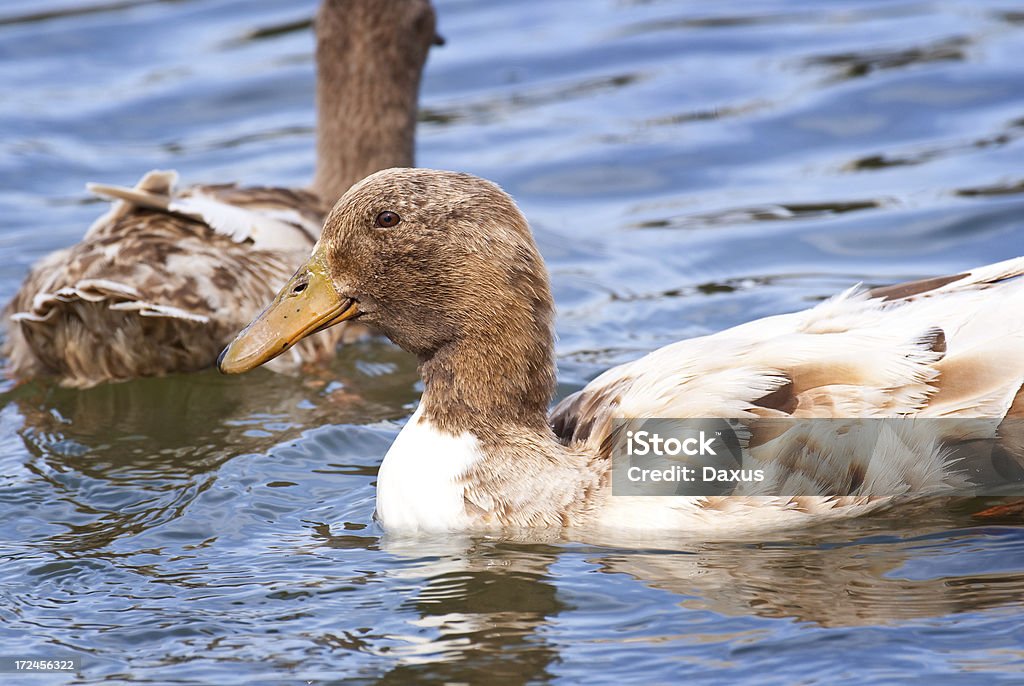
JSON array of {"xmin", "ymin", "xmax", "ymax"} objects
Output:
[
  {"xmin": 219, "ymin": 168, "xmax": 1024, "ymax": 535},
  {"xmin": 5, "ymin": 0, "xmax": 439, "ymax": 387}
]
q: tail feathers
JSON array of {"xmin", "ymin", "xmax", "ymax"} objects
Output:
[
  {"xmin": 946, "ymin": 256, "xmax": 1024, "ymax": 290},
  {"xmin": 90, "ymin": 169, "xmax": 177, "ymax": 197},
  {"xmin": 87, "ymin": 182, "xmax": 172, "ymax": 212},
  {"xmin": 84, "ymin": 170, "xmax": 178, "ymax": 239},
  {"xmin": 86, "ymin": 169, "xmax": 315, "ymax": 251},
  {"xmin": 869, "ymin": 256, "xmax": 1024, "ymax": 303}
]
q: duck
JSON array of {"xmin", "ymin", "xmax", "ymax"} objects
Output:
[
  {"xmin": 217, "ymin": 168, "xmax": 1024, "ymax": 535},
  {"xmin": 3, "ymin": 0, "xmax": 440, "ymax": 388}
]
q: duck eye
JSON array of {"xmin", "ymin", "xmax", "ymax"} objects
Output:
[{"xmin": 375, "ymin": 211, "xmax": 401, "ymax": 228}]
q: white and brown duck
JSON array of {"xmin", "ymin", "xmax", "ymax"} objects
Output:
[
  {"xmin": 4, "ymin": 0, "xmax": 440, "ymax": 387},
  {"xmin": 219, "ymin": 168, "xmax": 1024, "ymax": 535}
]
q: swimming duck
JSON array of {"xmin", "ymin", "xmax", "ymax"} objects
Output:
[
  {"xmin": 218, "ymin": 168, "xmax": 1024, "ymax": 534},
  {"xmin": 4, "ymin": 0, "xmax": 439, "ymax": 387}
]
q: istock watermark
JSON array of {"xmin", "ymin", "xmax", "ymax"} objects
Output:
[
  {"xmin": 609, "ymin": 417, "xmax": 1024, "ymax": 497},
  {"xmin": 626, "ymin": 429, "xmax": 719, "ymax": 456}
]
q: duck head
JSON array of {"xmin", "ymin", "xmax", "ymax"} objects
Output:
[{"xmin": 218, "ymin": 168, "xmax": 556, "ymax": 399}]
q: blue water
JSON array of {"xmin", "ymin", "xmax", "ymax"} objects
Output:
[{"xmin": 2, "ymin": 0, "xmax": 1024, "ymax": 682}]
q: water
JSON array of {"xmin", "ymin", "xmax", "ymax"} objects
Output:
[{"xmin": 2, "ymin": 0, "xmax": 1024, "ymax": 682}]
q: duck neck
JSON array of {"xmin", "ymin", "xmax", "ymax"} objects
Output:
[
  {"xmin": 312, "ymin": 0, "xmax": 434, "ymax": 203},
  {"xmin": 418, "ymin": 324, "xmax": 557, "ymax": 441}
]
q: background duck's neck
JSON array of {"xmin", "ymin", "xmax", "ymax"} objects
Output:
[
  {"xmin": 418, "ymin": 323, "xmax": 557, "ymax": 439},
  {"xmin": 312, "ymin": 0, "xmax": 434, "ymax": 203}
]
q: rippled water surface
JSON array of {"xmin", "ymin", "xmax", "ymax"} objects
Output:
[{"xmin": 3, "ymin": 0, "xmax": 1024, "ymax": 683}]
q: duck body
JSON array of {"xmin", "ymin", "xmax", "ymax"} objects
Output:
[
  {"xmin": 5, "ymin": 172, "xmax": 336, "ymax": 386},
  {"xmin": 4, "ymin": 0, "xmax": 438, "ymax": 387},
  {"xmin": 219, "ymin": 168, "xmax": 1024, "ymax": 536}
]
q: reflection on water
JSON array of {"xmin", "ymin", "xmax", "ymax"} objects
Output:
[
  {"xmin": 2, "ymin": 339, "xmax": 417, "ymax": 556},
  {"xmin": 2, "ymin": 0, "xmax": 1024, "ymax": 682},
  {"xmin": 355, "ymin": 523, "xmax": 1024, "ymax": 683}
]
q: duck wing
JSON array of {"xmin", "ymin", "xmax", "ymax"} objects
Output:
[{"xmin": 551, "ymin": 257, "xmax": 1024, "ymax": 509}]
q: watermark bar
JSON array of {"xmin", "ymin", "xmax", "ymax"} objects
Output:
[
  {"xmin": 610, "ymin": 417, "xmax": 1024, "ymax": 497},
  {"xmin": 0, "ymin": 656, "xmax": 81, "ymax": 673}
]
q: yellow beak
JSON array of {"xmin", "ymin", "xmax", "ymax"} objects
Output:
[{"xmin": 217, "ymin": 251, "xmax": 360, "ymax": 374}]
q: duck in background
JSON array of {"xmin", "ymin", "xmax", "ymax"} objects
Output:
[
  {"xmin": 218, "ymin": 168, "xmax": 1024, "ymax": 535},
  {"xmin": 4, "ymin": 0, "xmax": 440, "ymax": 388}
]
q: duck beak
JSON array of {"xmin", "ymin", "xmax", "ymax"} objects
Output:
[{"xmin": 217, "ymin": 250, "xmax": 360, "ymax": 374}]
